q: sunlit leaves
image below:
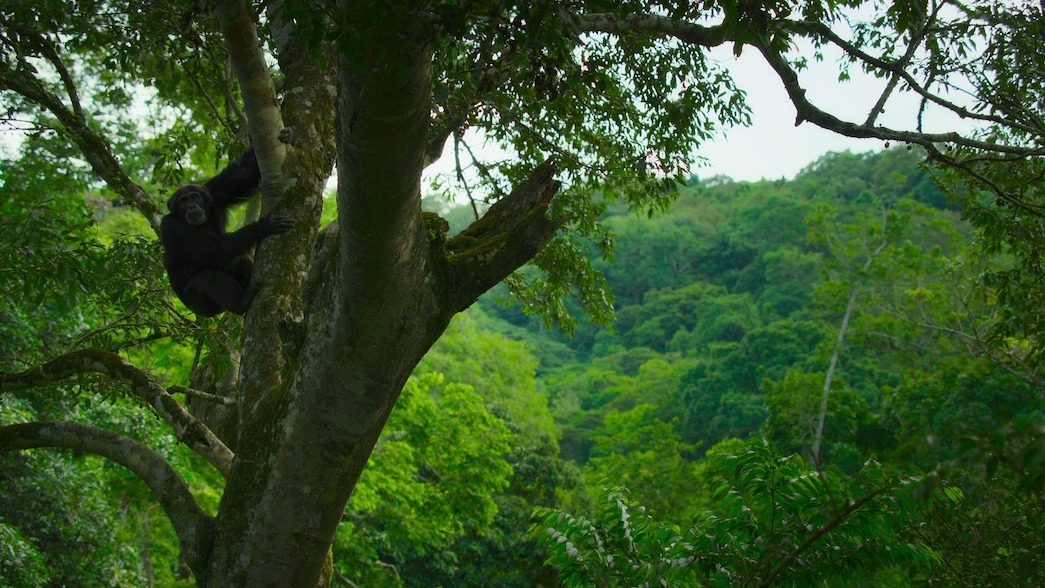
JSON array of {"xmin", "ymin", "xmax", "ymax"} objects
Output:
[
  {"xmin": 345, "ymin": 373, "xmax": 515, "ymax": 556},
  {"xmin": 504, "ymin": 234, "xmax": 616, "ymax": 333}
]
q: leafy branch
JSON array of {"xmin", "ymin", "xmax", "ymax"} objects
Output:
[{"xmin": 533, "ymin": 438, "xmax": 939, "ymax": 587}]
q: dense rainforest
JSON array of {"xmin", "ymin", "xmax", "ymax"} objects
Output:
[{"xmin": 4, "ymin": 146, "xmax": 1042, "ymax": 586}]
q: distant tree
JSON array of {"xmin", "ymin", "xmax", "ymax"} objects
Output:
[
  {"xmin": 618, "ymin": 282, "xmax": 757, "ymax": 352},
  {"xmin": 1, "ymin": 0, "xmax": 1041, "ymax": 585},
  {"xmin": 586, "ymin": 404, "xmax": 702, "ymax": 521},
  {"xmin": 333, "ymin": 373, "xmax": 514, "ymax": 585}
]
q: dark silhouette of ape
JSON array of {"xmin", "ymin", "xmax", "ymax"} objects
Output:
[{"xmin": 160, "ymin": 148, "xmax": 292, "ymax": 317}]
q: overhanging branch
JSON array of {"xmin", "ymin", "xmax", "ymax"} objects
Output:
[
  {"xmin": 753, "ymin": 39, "xmax": 1045, "ymax": 157},
  {"xmin": 0, "ymin": 421, "xmax": 213, "ymax": 575},
  {"xmin": 0, "ymin": 349, "xmax": 233, "ymax": 476},
  {"xmin": 789, "ymin": 19, "xmax": 1044, "ymax": 139}
]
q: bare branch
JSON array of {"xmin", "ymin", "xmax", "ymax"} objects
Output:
[
  {"xmin": 170, "ymin": 385, "xmax": 239, "ymax": 406},
  {"xmin": 453, "ymin": 133, "xmax": 481, "ymax": 221},
  {"xmin": 0, "ymin": 421, "xmax": 212, "ymax": 574},
  {"xmin": 862, "ymin": 1, "xmax": 945, "ymax": 127},
  {"xmin": 174, "ymin": 50, "xmax": 237, "ymax": 138},
  {"xmin": 460, "ymin": 134, "xmax": 506, "ymax": 198},
  {"xmin": 0, "ymin": 349, "xmax": 234, "ymax": 475}
]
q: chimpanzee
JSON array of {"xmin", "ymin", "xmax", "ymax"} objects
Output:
[{"xmin": 160, "ymin": 147, "xmax": 292, "ymax": 317}]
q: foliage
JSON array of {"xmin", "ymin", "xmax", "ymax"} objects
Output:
[
  {"xmin": 907, "ymin": 419, "xmax": 1045, "ymax": 585},
  {"xmin": 519, "ymin": 146, "xmax": 1044, "ymax": 586},
  {"xmin": 917, "ymin": 2, "xmax": 1045, "ymax": 370},
  {"xmin": 366, "ymin": 315, "xmax": 578, "ymax": 586},
  {"xmin": 1, "ymin": 0, "xmax": 1042, "ymax": 579},
  {"xmin": 0, "ymin": 401, "xmax": 153, "ymax": 587},
  {"xmin": 764, "ymin": 369, "xmax": 868, "ymax": 465},
  {"xmin": 335, "ymin": 373, "xmax": 514, "ymax": 582},
  {"xmin": 585, "ymin": 404, "xmax": 702, "ymax": 521},
  {"xmin": 0, "ymin": 521, "xmax": 50, "ymax": 588},
  {"xmin": 617, "ymin": 282, "xmax": 757, "ymax": 353},
  {"xmin": 533, "ymin": 438, "xmax": 942, "ymax": 587},
  {"xmin": 416, "ymin": 312, "xmax": 557, "ymax": 447}
]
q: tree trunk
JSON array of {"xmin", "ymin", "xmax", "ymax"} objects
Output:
[
  {"xmin": 197, "ymin": 4, "xmax": 561, "ymax": 585},
  {"xmin": 811, "ymin": 286, "xmax": 857, "ymax": 464}
]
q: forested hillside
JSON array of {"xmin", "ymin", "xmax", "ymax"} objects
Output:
[
  {"xmin": 466, "ymin": 147, "xmax": 1043, "ymax": 586},
  {"xmin": 3, "ymin": 147, "xmax": 1042, "ymax": 586}
]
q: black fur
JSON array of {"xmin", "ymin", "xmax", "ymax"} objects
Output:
[{"xmin": 160, "ymin": 148, "xmax": 292, "ymax": 317}]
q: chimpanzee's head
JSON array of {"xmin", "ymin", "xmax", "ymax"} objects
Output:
[{"xmin": 167, "ymin": 185, "xmax": 212, "ymax": 226}]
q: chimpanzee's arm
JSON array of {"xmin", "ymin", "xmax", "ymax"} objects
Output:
[
  {"xmin": 204, "ymin": 147, "xmax": 261, "ymax": 209},
  {"xmin": 162, "ymin": 214, "xmax": 293, "ymax": 271}
]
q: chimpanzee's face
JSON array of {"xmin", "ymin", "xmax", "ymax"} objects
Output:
[{"xmin": 167, "ymin": 186, "xmax": 212, "ymax": 226}]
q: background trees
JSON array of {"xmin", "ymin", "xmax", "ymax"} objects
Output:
[{"xmin": 1, "ymin": 0, "xmax": 1043, "ymax": 586}]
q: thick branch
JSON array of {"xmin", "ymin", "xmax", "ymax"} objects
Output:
[
  {"xmin": 337, "ymin": 4, "xmax": 432, "ymax": 299},
  {"xmin": 0, "ymin": 421, "xmax": 213, "ymax": 574},
  {"xmin": 215, "ymin": 0, "xmax": 305, "ymax": 429},
  {"xmin": 575, "ymin": 12, "xmax": 731, "ymax": 46},
  {"xmin": 0, "ymin": 349, "xmax": 233, "ymax": 476},
  {"xmin": 0, "ymin": 64, "xmax": 163, "ymax": 230},
  {"xmin": 438, "ymin": 159, "xmax": 563, "ymax": 311},
  {"xmin": 215, "ymin": 0, "xmax": 287, "ymax": 200}
]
